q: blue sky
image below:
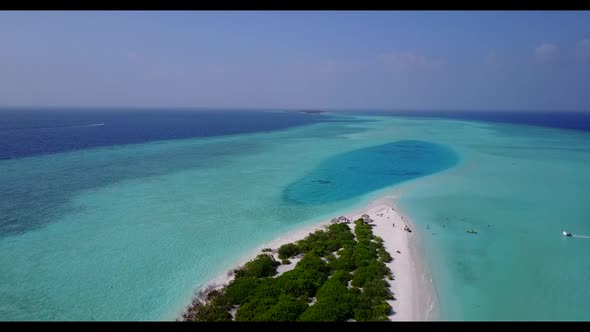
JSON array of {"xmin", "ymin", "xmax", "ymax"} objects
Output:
[{"xmin": 1, "ymin": 11, "xmax": 589, "ymax": 111}]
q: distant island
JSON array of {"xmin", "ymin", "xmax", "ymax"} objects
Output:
[
  {"xmin": 297, "ymin": 110, "xmax": 326, "ymax": 115},
  {"xmin": 182, "ymin": 217, "xmax": 396, "ymax": 321}
]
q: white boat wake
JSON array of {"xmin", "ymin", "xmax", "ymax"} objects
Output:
[
  {"xmin": 572, "ymin": 235, "xmax": 590, "ymax": 239},
  {"xmin": 10, "ymin": 122, "xmax": 107, "ymax": 131},
  {"xmin": 563, "ymin": 230, "xmax": 590, "ymax": 239}
]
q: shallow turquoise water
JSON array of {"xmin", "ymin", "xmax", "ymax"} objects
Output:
[
  {"xmin": 391, "ymin": 119, "xmax": 590, "ymax": 320},
  {"xmin": 1, "ymin": 114, "xmax": 589, "ymax": 320}
]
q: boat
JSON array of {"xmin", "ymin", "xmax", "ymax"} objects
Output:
[
  {"xmin": 562, "ymin": 231, "xmax": 573, "ymax": 237},
  {"xmin": 467, "ymin": 229, "xmax": 478, "ymax": 234}
]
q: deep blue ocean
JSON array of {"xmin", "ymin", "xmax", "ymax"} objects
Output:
[
  {"xmin": 357, "ymin": 110, "xmax": 590, "ymax": 132},
  {"xmin": 0, "ymin": 109, "xmax": 334, "ymax": 160},
  {"xmin": 2, "ymin": 109, "xmax": 589, "ymax": 161}
]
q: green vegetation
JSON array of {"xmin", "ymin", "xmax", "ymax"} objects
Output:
[
  {"xmin": 234, "ymin": 254, "xmax": 279, "ymax": 279},
  {"xmin": 192, "ymin": 289, "xmax": 233, "ymax": 321},
  {"xmin": 296, "ymin": 223, "xmax": 356, "ymax": 257},
  {"xmin": 186, "ymin": 219, "xmax": 394, "ymax": 322},
  {"xmin": 278, "ymin": 243, "xmax": 300, "ymax": 259}
]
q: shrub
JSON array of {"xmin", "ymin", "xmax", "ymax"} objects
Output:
[
  {"xmin": 206, "ymin": 289, "xmax": 222, "ymax": 301},
  {"xmin": 303, "ymin": 271, "xmax": 359, "ymax": 321},
  {"xmin": 325, "ymin": 253, "xmax": 336, "ymax": 262},
  {"xmin": 354, "ymin": 220, "xmax": 373, "ymax": 241},
  {"xmin": 193, "ymin": 291, "xmax": 232, "ymax": 321},
  {"xmin": 349, "ymin": 287, "xmax": 362, "ymax": 296},
  {"xmin": 351, "ymin": 266, "xmax": 373, "ymax": 288},
  {"xmin": 225, "ymin": 277, "xmax": 259, "ymax": 305},
  {"xmin": 275, "ymin": 276, "xmax": 315, "ymax": 298},
  {"xmin": 235, "ymin": 254, "xmax": 279, "ymax": 279},
  {"xmin": 362, "ymin": 279, "xmax": 392, "ymax": 302},
  {"xmin": 329, "ymin": 246, "xmax": 355, "ymax": 272},
  {"xmin": 353, "ymin": 244, "xmax": 375, "ymax": 268},
  {"xmin": 193, "ymin": 302, "xmax": 232, "ymax": 321},
  {"xmin": 329, "ymin": 270, "xmax": 352, "ymax": 285},
  {"xmin": 327, "ymin": 223, "xmax": 351, "ymax": 233},
  {"xmin": 351, "ymin": 262, "xmax": 389, "ymax": 288},
  {"xmin": 378, "ymin": 248, "xmax": 393, "ymax": 263},
  {"xmin": 281, "ymin": 259, "xmax": 291, "ymax": 265},
  {"xmin": 278, "ymin": 243, "xmax": 301, "ymax": 259},
  {"xmin": 315, "ymin": 273, "xmax": 350, "ymax": 300},
  {"xmin": 296, "ymin": 252, "xmax": 330, "ymax": 275},
  {"xmin": 261, "ymin": 248, "xmax": 273, "ymax": 253},
  {"xmin": 297, "ymin": 231, "xmax": 328, "ymax": 254},
  {"xmin": 275, "ymin": 268, "xmax": 326, "ymax": 298},
  {"xmin": 372, "ymin": 302, "xmax": 392, "ymax": 320},
  {"xmin": 251, "ymin": 279, "xmax": 281, "ymax": 299},
  {"xmin": 353, "ymin": 308, "xmax": 373, "ymax": 321},
  {"xmin": 256, "ymin": 295, "xmax": 308, "ymax": 321},
  {"xmin": 234, "ymin": 296, "xmax": 277, "ymax": 321},
  {"xmin": 295, "ymin": 224, "xmax": 356, "ymax": 258},
  {"xmin": 353, "ymin": 300, "xmax": 392, "ymax": 321},
  {"xmin": 298, "ymin": 300, "xmax": 349, "ymax": 321}
]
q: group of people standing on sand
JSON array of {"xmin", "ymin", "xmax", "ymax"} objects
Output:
[{"xmin": 388, "ymin": 208, "xmax": 412, "ymax": 233}]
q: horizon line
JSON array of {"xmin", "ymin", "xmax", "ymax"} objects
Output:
[{"xmin": 0, "ymin": 106, "xmax": 589, "ymax": 113}]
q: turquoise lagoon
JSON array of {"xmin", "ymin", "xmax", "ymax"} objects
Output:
[{"xmin": 1, "ymin": 113, "xmax": 589, "ymax": 320}]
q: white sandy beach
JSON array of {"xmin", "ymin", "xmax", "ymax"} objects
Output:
[
  {"xmin": 359, "ymin": 202, "xmax": 429, "ymax": 321},
  {"xmin": 183, "ymin": 196, "xmax": 433, "ymax": 321}
]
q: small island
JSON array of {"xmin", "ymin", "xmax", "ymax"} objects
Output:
[
  {"xmin": 298, "ymin": 110, "xmax": 326, "ymax": 115},
  {"xmin": 183, "ymin": 218, "xmax": 395, "ymax": 321}
]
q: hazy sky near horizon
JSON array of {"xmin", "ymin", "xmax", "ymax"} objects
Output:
[{"xmin": 1, "ymin": 11, "xmax": 590, "ymax": 111}]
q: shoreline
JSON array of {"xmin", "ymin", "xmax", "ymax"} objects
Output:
[{"xmin": 179, "ymin": 195, "xmax": 435, "ymax": 321}]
